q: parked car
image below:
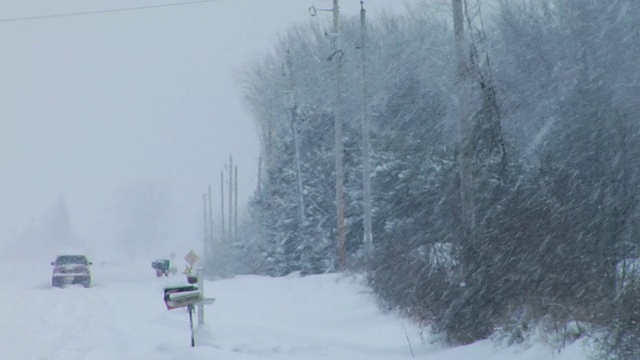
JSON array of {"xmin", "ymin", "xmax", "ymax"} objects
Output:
[{"xmin": 51, "ymin": 254, "xmax": 92, "ymax": 288}]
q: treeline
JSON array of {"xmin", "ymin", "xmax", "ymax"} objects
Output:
[{"xmin": 240, "ymin": 1, "xmax": 640, "ymax": 358}]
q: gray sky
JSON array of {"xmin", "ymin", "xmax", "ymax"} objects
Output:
[{"xmin": 0, "ymin": 0, "xmax": 417, "ymax": 260}]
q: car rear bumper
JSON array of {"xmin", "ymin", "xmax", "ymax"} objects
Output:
[{"xmin": 52, "ymin": 274, "xmax": 91, "ymax": 285}]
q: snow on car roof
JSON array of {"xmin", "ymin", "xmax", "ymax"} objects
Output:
[{"xmin": 55, "ymin": 248, "xmax": 89, "ymax": 257}]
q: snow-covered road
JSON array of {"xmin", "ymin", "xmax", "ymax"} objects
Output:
[
  {"xmin": 0, "ymin": 260, "xmax": 587, "ymax": 360},
  {"xmin": 0, "ymin": 261, "xmax": 424, "ymax": 359},
  {"xmin": 1, "ymin": 262, "xmax": 182, "ymax": 359}
]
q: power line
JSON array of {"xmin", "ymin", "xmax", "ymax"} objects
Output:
[{"xmin": 0, "ymin": 0, "xmax": 220, "ymax": 23}]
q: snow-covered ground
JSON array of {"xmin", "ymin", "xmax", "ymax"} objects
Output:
[{"xmin": 0, "ymin": 259, "xmax": 590, "ymax": 360}]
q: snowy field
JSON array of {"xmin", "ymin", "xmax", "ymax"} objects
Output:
[{"xmin": 0, "ymin": 260, "xmax": 590, "ymax": 360}]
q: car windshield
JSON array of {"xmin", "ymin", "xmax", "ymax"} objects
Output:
[{"xmin": 55, "ymin": 256, "xmax": 88, "ymax": 265}]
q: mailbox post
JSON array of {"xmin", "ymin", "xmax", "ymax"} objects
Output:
[
  {"xmin": 188, "ymin": 304, "xmax": 195, "ymax": 347},
  {"xmin": 197, "ymin": 267, "xmax": 204, "ymax": 325},
  {"xmin": 163, "ymin": 271, "xmax": 215, "ymax": 347}
]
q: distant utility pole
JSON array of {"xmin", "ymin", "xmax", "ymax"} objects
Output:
[
  {"xmin": 285, "ymin": 50, "xmax": 306, "ymax": 229},
  {"xmin": 360, "ymin": 1, "xmax": 373, "ymax": 263},
  {"xmin": 228, "ymin": 154, "xmax": 233, "ymax": 242},
  {"xmin": 331, "ymin": 0, "xmax": 346, "ymax": 270},
  {"xmin": 220, "ymin": 170, "xmax": 225, "ymax": 243},
  {"xmin": 202, "ymin": 193, "xmax": 208, "ymax": 261},
  {"xmin": 234, "ymin": 166, "xmax": 238, "ymax": 238},
  {"xmin": 208, "ymin": 185, "xmax": 214, "ymax": 248},
  {"xmin": 266, "ymin": 101, "xmax": 275, "ymax": 197},
  {"xmin": 257, "ymin": 155, "xmax": 262, "ymax": 194}
]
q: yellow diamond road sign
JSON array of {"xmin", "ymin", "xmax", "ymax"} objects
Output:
[{"xmin": 184, "ymin": 250, "xmax": 200, "ymax": 266}]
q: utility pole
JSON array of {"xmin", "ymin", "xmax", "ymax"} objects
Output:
[
  {"xmin": 453, "ymin": 0, "xmax": 476, "ymax": 235},
  {"xmin": 285, "ymin": 50, "xmax": 306, "ymax": 229},
  {"xmin": 202, "ymin": 193, "xmax": 208, "ymax": 262},
  {"xmin": 266, "ymin": 101, "xmax": 274, "ymax": 199},
  {"xmin": 228, "ymin": 154, "xmax": 233, "ymax": 242},
  {"xmin": 208, "ymin": 185, "xmax": 214, "ymax": 251},
  {"xmin": 234, "ymin": 166, "xmax": 238, "ymax": 238},
  {"xmin": 330, "ymin": 0, "xmax": 346, "ymax": 270},
  {"xmin": 220, "ymin": 171, "xmax": 225, "ymax": 243},
  {"xmin": 257, "ymin": 155, "xmax": 262, "ymax": 194},
  {"xmin": 310, "ymin": 0, "xmax": 345, "ymax": 269},
  {"xmin": 360, "ymin": 1, "xmax": 373, "ymax": 263}
]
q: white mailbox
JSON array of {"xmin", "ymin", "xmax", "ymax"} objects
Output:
[{"xmin": 163, "ymin": 285, "xmax": 200, "ymax": 310}]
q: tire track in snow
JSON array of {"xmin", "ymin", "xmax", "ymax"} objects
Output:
[
  {"xmin": 12, "ymin": 286, "xmax": 129, "ymax": 360},
  {"xmin": 0, "ymin": 263, "xmax": 138, "ymax": 360}
]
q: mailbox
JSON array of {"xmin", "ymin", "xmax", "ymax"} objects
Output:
[
  {"xmin": 152, "ymin": 259, "xmax": 171, "ymax": 277},
  {"xmin": 163, "ymin": 285, "xmax": 202, "ymax": 310},
  {"xmin": 162, "ymin": 276, "xmax": 215, "ymax": 347}
]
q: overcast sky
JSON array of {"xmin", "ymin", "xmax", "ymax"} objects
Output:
[{"xmin": 0, "ymin": 0, "xmax": 419, "ymax": 260}]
